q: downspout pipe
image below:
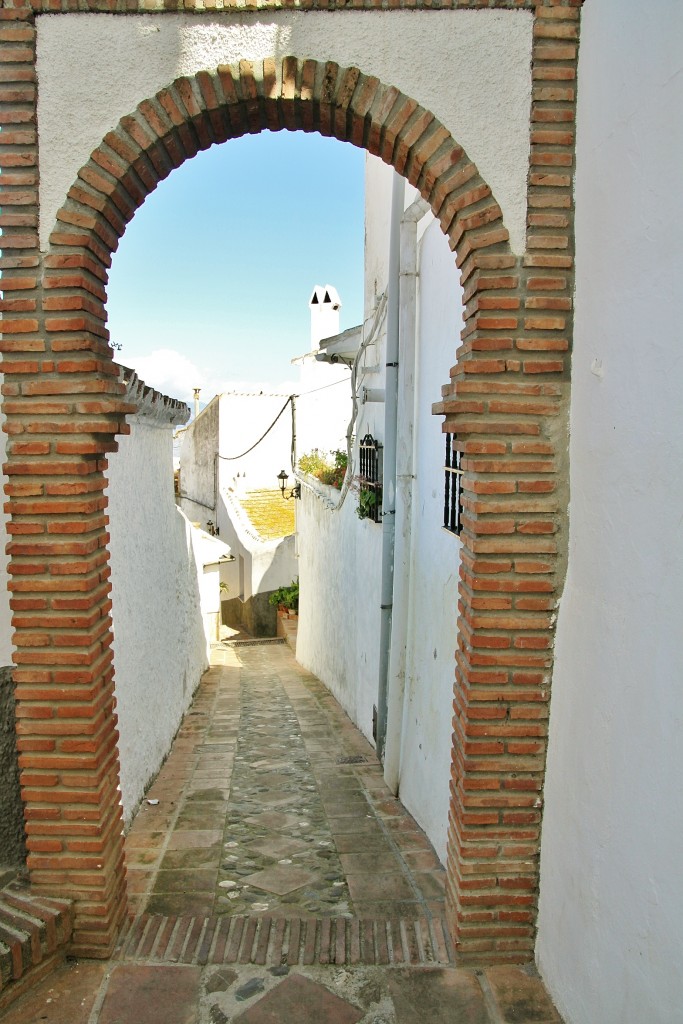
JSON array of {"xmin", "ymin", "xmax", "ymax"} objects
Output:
[
  {"xmin": 376, "ymin": 170, "xmax": 404, "ymax": 762},
  {"xmin": 382, "ymin": 194, "xmax": 430, "ymax": 793}
]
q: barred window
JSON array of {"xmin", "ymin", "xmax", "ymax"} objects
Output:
[
  {"xmin": 358, "ymin": 434, "xmax": 383, "ymax": 523},
  {"xmin": 444, "ymin": 433, "xmax": 463, "ymax": 536}
]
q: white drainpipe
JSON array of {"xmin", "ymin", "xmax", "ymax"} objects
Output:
[
  {"xmin": 376, "ymin": 171, "xmax": 404, "ymax": 762},
  {"xmin": 382, "ymin": 194, "xmax": 430, "ymax": 793}
]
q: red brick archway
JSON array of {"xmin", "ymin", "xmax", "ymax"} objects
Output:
[{"xmin": 1, "ymin": 8, "xmax": 579, "ymax": 962}]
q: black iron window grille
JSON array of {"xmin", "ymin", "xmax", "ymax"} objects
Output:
[
  {"xmin": 444, "ymin": 433, "xmax": 463, "ymax": 536},
  {"xmin": 358, "ymin": 433, "xmax": 383, "ymax": 523}
]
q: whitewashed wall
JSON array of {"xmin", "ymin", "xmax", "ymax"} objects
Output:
[
  {"xmin": 295, "ymin": 356, "xmax": 351, "ymax": 465},
  {"xmin": 397, "ymin": 218, "xmax": 463, "ymax": 867},
  {"xmin": 107, "ymin": 403, "xmax": 209, "ymax": 825},
  {"xmin": 36, "ymin": 10, "xmax": 533, "ymax": 256},
  {"xmin": 295, "ymin": 161, "xmax": 387, "ymax": 736},
  {"xmin": 218, "ymin": 393, "xmax": 295, "ymax": 493},
  {"xmin": 217, "ymin": 491, "xmax": 297, "ymax": 602},
  {"xmin": 178, "ymin": 392, "xmax": 296, "ymax": 528},
  {"xmin": 297, "ymin": 158, "xmax": 464, "ymax": 861},
  {"xmin": 296, "ymin": 481, "xmax": 382, "ymax": 744},
  {"xmin": 177, "ymin": 396, "xmax": 220, "ymax": 528},
  {"xmin": 536, "ymin": 3, "xmax": 683, "ymax": 1022}
]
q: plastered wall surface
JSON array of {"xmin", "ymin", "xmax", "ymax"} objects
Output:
[
  {"xmin": 296, "ymin": 200, "xmax": 386, "ymax": 740},
  {"xmin": 537, "ymin": 2, "xmax": 683, "ymax": 1021},
  {"xmin": 296, "ymin": 480, "xmax": 382, "ymax": 744},
  {"xmin": 178, "ymin": 397, "xmax": 220, "ymax": 522},
  {"xmin": 36, "ymin": 9, "xmax": 532, "ymax": 254},
  {"xmin": 106, "ymin": 416, "xmax": 209, "ymax": 824},
  {"xmin": 295, "ymin": 357, "xmax": 352, "ymax": 465},
  {"xmin": 297, "ymin": 160, "xmax": 463, "ymax": 861},
  {"xmin": 217, "ymin": 490, "xmax": 298, "ymax": 601},
  {"xmin": 218, "ymin": 393, "xmax": 294, "ymax": 493},
  {"xmin": 397, "ymin": 218, "xmax": 463, "ymax": 867}
]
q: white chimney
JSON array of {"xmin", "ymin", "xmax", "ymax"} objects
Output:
[{"xmin": 309, "ymin": 285, "xmax": 341, "ymax": 350}]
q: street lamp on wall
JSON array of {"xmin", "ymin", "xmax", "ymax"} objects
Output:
[{"xmin": 277, "ymin": 469, "xmax": 301, "ymax": 500}]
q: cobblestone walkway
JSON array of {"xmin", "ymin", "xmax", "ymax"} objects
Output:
[
  {"xmin": 2, "ymin": 644, "xmax": 564, "ymax": 1024},
  {"xmin": 126, "ymin": 644, "xmax": 446, "ymax": 924}
]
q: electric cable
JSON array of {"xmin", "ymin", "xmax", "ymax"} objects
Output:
[
  {"xmin": 216, "ymin": 395, "xmax": 295, "ymax": 461},
  {"xmin": 295, "ymin": 375, "xmax": 351, "ymax": 397}
]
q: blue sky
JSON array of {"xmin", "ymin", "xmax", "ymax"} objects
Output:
[{"xmin": 106, "ymin": 130, "xmax": 365, "ymax": 404}]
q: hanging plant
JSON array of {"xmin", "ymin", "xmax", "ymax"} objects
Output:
[{"xmin": 356, "ymin": 486, "xmax": 379, "ymax": 521}]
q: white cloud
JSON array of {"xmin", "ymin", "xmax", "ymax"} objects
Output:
[
  {"xmin": 124, "ymin": 348, "xmax": 298, "ymax": 407},
  {"xmin": 125, "ymin": 349, "xmax": 204, "ymax": 405}
]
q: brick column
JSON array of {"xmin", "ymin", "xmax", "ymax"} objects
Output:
[
  {"xmin": 0, "ymin": 6, "xmax": 131, "ymax": 956},
  {"xmin": 433, "ymin": 3, "xmax": 580, "ymax": 963}
]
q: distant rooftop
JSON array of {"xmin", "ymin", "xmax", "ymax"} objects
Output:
[{"xmin": 238, "ymin": 490, "xmax": 296, "ymax": 541}]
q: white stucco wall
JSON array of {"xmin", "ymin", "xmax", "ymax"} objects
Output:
[
  {"xmin": 107, "ymin": 415, "xmax": 209, "ymax": 824},
  {"xmin": 297, "ymin": 159, "xmax": 464, "ymax": 860},
  {"xmin": 537, "ymin": 3, "xmax": 683, "ymax": 1022},
  {"xmin": 177, "ymin": 396, "xmax": 220, "ymax": 527},
  {"xmin": 218, "ymin": 490, "xmax": 298, "ymax": 601},
  {"xmin": 218, "ymin": 392, "xmax": 294, "ymax": 493},
  {"xmin": 36, "ymin": 9, "xmax": 532, "ymax": 254},
  {"xmin": 397, "ymin": 217, "xmax": 463, "ymax": 867},
  {"xmin": 296, "ymin": 479, "xmax": 382, "ymax": 744},
  {"xmin": 295, "ymin": 356, "xmax": 351, "ymax": 463}
]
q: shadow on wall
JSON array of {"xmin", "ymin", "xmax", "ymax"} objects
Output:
[
  {"xmin": 221, "ymin": 592, "xmax": 277, "ymax": 638},
  {"xmin": 0, "ymin": 667, "xmax": 27, "ymax": 871}
]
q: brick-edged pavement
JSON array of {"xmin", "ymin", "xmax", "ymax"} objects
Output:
[{"xmin": 2, "ymin": 643, "xmax": 562, "ymax": 1023}]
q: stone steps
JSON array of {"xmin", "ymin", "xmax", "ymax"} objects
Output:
[
  {"xmin": 0, "ymin": 881, "xmax": 74, "ymax": 1013},
  {"xmin": 276, "ymin": 610, "xmax": 298, "ymax": 651}
]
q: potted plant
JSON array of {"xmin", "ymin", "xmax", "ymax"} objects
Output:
[
  {"xmin": 268, "ymin": 577, "xmax": 299, "ymax": 616},
  {"xmin": 298, "ymin": 449, "xmax": 348, "ymax": 490}
]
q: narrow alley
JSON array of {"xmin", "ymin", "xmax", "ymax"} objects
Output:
[{"xmin": 2, "ymin": 643, "xmax": 562, "ymax": 1024}]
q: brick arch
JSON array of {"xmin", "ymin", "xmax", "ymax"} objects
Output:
[
  {"xmin": 2, "ymin": 47, "xmax": 573, "ymax": 964},
  {"xmin": 49, "ymin": 57, "xmax": 509, "ymax": 268}
]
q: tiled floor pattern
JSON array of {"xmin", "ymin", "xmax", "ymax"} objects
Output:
[
  {"xmin": 126, "ymin": 644, "xmax": 446, "ymax": 923},
  {"xmin": 2, "ymin": 644, "xmax": 564, "ymax": 1024},
  {"xmin": 1, "ymin": 958, "xmax": 563, "ymax": 1024}
]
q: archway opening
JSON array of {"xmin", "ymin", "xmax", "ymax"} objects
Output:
[
  {"xmin": 2, "ymin": 55, "xmax": 562, "ymax": 967},
  {"xmin": 104, "ymin": 121, "xmax": 464, "ymax": 927}
]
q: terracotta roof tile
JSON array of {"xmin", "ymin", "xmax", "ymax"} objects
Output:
[{"xmin": 239, "ymin": 489, "xmax": 296, "ymax": 540}]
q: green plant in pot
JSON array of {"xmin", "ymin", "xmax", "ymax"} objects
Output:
[{"xmin": 268, "ymin": 577, "xmax": 299, "ymax": 613}]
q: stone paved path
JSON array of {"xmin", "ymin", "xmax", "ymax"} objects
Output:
[
  {"xmin": 127, "ymin": 644, "xmax": 446, "ymax": 923},
  {"xmin": 2, "ymin": 643, "xmax": 564, "ymax": 1024}
]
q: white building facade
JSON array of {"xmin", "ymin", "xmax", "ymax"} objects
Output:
[
  {"xmin": 296, "ymin": 157, "xmax": 463, "ymax": 866},
  {"xmin": 178, "ymin": 392, "xmax": 299, "ymax": 635}
]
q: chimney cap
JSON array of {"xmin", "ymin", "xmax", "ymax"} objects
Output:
[{"xmin": 309, "ymin": 284, "xmax": 341, "ymax": 311}]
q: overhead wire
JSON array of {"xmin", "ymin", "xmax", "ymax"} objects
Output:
[
  {"xmin": 217, "ymin": 395, "xmax": 295, "ymax": 462},
  {"xmin": 178, "ymin": 301, "xmax": 386, "ymax": 506}
]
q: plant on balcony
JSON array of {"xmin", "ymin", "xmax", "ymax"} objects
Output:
[
  {"xmin": 356, "ymin": 486, "xmax": 379, "ymax": 521},
  {"xmin": 298, "ymin": 449, "xmax": 348, "ymax": 490}
]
